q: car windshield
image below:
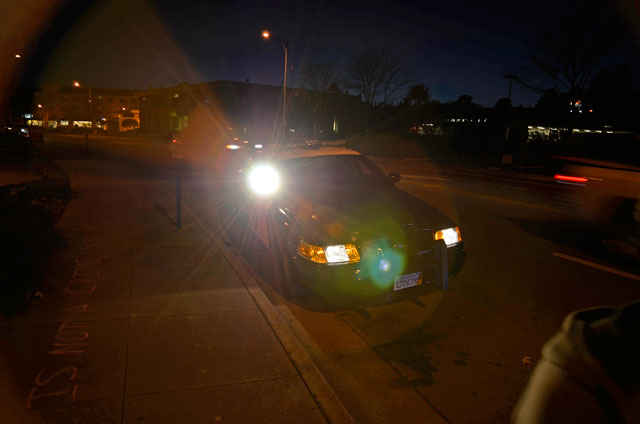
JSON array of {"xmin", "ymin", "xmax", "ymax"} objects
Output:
[{"xmin": 279, "ymin": 154, "xmax": 391, "ymax": 185}]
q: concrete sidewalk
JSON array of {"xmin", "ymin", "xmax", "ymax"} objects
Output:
[
  {"xmin": 0, "ymin": 149, "xmax": 346, "ymax": 423},
  {"xmin": 0, "ymin": 154, "xmax": 69, "ymax": 187}
]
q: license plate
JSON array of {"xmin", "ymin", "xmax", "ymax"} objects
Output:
[{"xmin": 393, "ymin": 272, "xmax": 422, "ymax": 291}]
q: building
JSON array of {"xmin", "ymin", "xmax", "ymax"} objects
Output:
[
  {"xmin": 27, "ymin": 80, "xmax": 363, "ymax": 139},
  {"xmin": 32, "ymin": 84, "xmax": 140, "ymax": 132},
  {"xmin": 138, "ymin": 80, "xmax": 363, "ymax": 142}
]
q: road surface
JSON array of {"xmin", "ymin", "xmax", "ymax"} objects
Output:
[{"xmin": 21, "ymin": 134, "xmax": 640, "ymax": 423}]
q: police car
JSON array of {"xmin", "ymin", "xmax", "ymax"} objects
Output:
[{"xmin": 241, "ymin": 142, "xmax": 466, "ymax": 303}]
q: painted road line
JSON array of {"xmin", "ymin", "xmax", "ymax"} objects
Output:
[
  {"xmin": 442, "ymin": 169, "xmax": 554, "ymax": 188},
  {"xmin": 465, "ymin": 179, "xmax": 529, "ymax": 191},
  {"xmin": 402, "ymin": 174, "xmax": 452, "ymax": 181},
  {"xmin": 406, "ymin": 169, "xmax": 531, "ymax": 190},
  {"xmin": 400, "ymin": 177, "xmax": 524, "ymax": 192},
  {"xmin": 400, "ymin": 180, "xmax": 561, "ymax": 213},
  {"xmin": 401, "ymin": 180, "xmax": 445, "ymax": 189},
  {"xmin": 552, "ymin": 253, "xmax": 640, "ymax": 282}
]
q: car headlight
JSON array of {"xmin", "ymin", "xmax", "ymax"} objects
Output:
[
  {"xmin": 247, "ymin": 164, "xmax": 280, "ymax": 196},
  {"xmin": 297, "ymin": 240, "xmax": 360, "ymax": 264},
  {"xmin": 434, "ymin": 227, "xmax": 462, "ymax": 247}
]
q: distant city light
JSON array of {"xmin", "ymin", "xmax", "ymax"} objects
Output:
[{"xmin": 15, "ymin": 54, "xmax": 21, "ymax": 58}]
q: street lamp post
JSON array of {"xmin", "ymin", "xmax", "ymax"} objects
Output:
[
  {"xmin": 37, "ymin": 104, "xmax": 46, "ymax": 127},
  {"xmin": 73, "ymin": 81, "xmax": 93, "ymax": 132},
  {"xmin": 502, "ymin": 74, "xmax": 519, "ymax": 165},
  {"xmin": 261, "ymin": 30, "xmax": 288, "ymax": 129}
]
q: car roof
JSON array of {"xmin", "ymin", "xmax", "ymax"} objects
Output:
[{"xmin": 274, "ymin": 146, "xmax": 361, "ymax": 160}]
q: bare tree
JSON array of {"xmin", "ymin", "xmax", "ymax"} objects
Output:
[
  {"xmin": 346, "ymin": 49, "xmax": 413, "ymax": 108},
  {"xmin": 346, "ymin": 49, "xmax": 412, "ymax": 146},
  {"xmin": 527, "ymin": 10, "xmax": 613, "ymax": 101},
  {"xmin": 299, "ymin": 59, "xmax": 341, "ymax": 137}
]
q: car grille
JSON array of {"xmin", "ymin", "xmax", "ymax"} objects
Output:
[
  {"xmin": 404, "ymin": 229, "xmax": 435, "ymax": 253},
  {"xmin": 361, "ymin": 228, "xmax": 434, "ymax": 255}
]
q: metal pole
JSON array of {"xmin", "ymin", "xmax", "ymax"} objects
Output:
[
  {"xmin": 89, "ymin": 87, "xmax": 94, "ymax": 134},
  {"xmin": 176, "ymin": 171, "xmax": 182, "ymax": 228},
  {"xmin": 436, "ymin": 241, "xmax": 449, "ymax": 291},
  {"xmin": 282, "ymin": 42, "xmax": 288, "ymax": 128}
]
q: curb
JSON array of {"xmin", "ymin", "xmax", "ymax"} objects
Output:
[{"xmin": 180, "ymin": 201, "xmax": 354, "ymax": 424}]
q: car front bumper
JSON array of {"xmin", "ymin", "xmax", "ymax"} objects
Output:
[{"xmin": 292, "ymin": 241, "xmax": 465, "ymax": 304}]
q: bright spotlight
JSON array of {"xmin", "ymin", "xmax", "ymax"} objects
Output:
[{"xmin": 247, "ymin": 164, "xmax": 280, "ymax": 196}]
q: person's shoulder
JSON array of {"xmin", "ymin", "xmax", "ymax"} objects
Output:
[
  {"xmin": 512, "ymin": 301, "xmax": 640, "ymax": 424},
  {"xmin": 585, "ymin": 300, "xmax": 640, "ymax": 394}
]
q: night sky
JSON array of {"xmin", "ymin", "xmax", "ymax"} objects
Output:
[{"xmin": 23, "ymin": 0, "xmax": 640, "ymax": 107}]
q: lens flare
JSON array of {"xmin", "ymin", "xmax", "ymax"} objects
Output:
[
  {"xmin": 378, "ymin": 259, "xmax": 391, "ymax": 272},
  {"xmin": 361, "ymin": 240, "xmax": 406, "ymax": 289}
]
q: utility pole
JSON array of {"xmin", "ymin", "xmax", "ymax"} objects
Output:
[{"xmin": 504, "ymin": 74, "xmax": 517, "ymax": 101}]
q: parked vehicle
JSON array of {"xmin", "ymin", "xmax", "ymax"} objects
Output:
[{"xmin": 239, "ymin": 143, "xmax": 466, "ymax": 304}]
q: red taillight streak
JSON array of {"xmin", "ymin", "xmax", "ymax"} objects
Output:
[
  {"xmin": 554, "ymin": 174, "xmax": 588, "ymax": 183},
  {"xmin": 172, "ymin": 139, "xmax": 177, "ymax": 143}
]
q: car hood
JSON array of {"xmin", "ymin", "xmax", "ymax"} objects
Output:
[{"xmin": 278, "ymin": 183, "xmax": 456, "ymax": 245}]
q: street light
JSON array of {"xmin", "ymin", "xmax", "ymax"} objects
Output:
[
  {"xmin": 261, "ymin": 30, "xmax": 288, "ymax": 129},
  {"xmin": 73, "ymin": 81, "xmax": 93, "ymax": 132}
]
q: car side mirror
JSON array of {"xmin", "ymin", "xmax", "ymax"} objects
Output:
[{"xmin": 388, "ymin": 172, "xmax": 401, "ymax": 184}]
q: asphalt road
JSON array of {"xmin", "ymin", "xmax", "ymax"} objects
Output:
[{"xmin": 40, "ymin": 134, "xmax": 640, "ymax": 423}]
